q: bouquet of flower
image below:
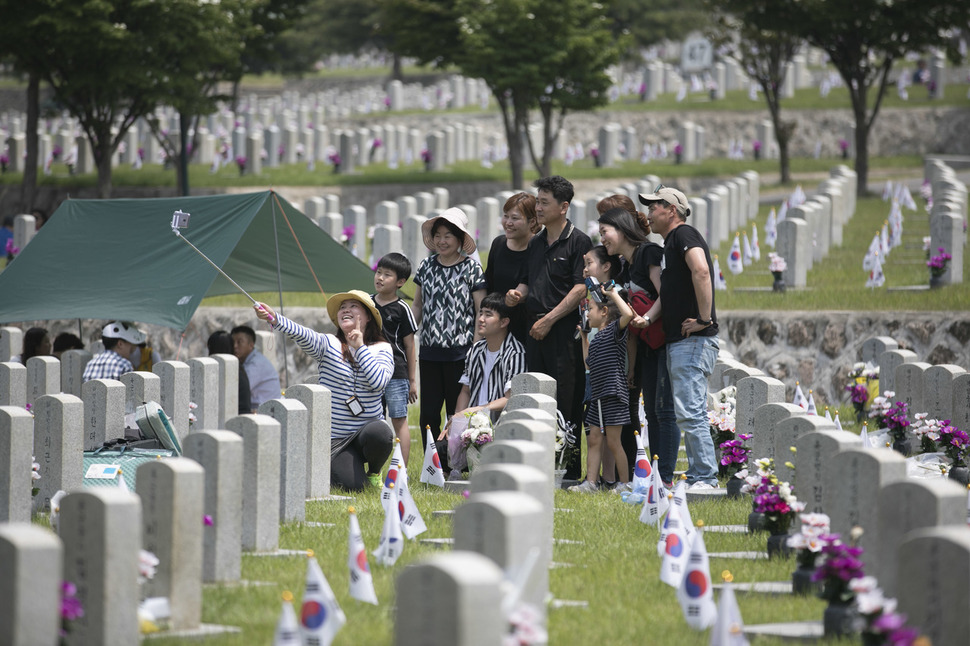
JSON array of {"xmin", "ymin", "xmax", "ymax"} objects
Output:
[
  {"xmin": 811, "ymin": 534, "xmax": 865, "ymax": 604},
  {"xmin": 768, "ymin": 252, "xmax": 787, "ymax": 273},
  {"xmin": 853, "ymin": 577, "xmax": 923, "ymax": 645},
  {"xmin": 744, "ymin": 458, "xmax": 803, "ymax": 534},
  {"xmin": 881, "ymin": 400, "xmax": 910, "ymax": 444},
  {"xmin": 555, "ymin": 418, "xmax": 580, "ymax": 470},
  {"xmin": 936, "ymin": 421, "xmax": 969, "ymax": 468},
  {"xmin": 708, "ymin": 386, "xmax": 737, "ymax": 448},
  {"xmin": 719, "ymin": 433, "xmax": 752, "ymax": 478},
  {"xmin": 910, "ymin": 413, "xmax": 942, "ymax": 454},
  {"xmin": 787, "ymin": 513, "xmax": 833, "ymax": 569},
  {"xmin": 927, "ymin": 247, "xmax": 951, "ymax": 278},
  {"xmin": 31, "ymin": 456, "xmax": 41, "ymax": 497},
  {"xmin": 461, "ymin": 412, "xmax": 494, "ymax": 450}
]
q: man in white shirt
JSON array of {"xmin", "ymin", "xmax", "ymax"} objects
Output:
[{"xmin": 231, "ymin": 325, "xmax": 281, "ymax": 411}]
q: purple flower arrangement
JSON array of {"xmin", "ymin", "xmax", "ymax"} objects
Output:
[
  {"xmin": 936, "ymin": 422, "xmax": 969, "ymax": 467},
  {"xmin": 0, "ymin": 152, "xmax": 9, "ymax": 172},
  {"xmin": 718, "ymin": 432, "xmax": 752, "ymax": 477},
  {"xmin": 882, "ymin": 400, "xmax": 910, "ymax": 444},
  {"xmin": 60, "ymin": 580, "xmax": 84, "ymax": 638},
  {"xmin": 853, "ymin": 577, "xmax": 924, "ymax": 645},
  {"xmin": 234, "ymin": 155, "xmax": 246, "ymax": 175},
  {"xmin": 746, "ymin": 459, "xmax": 803, "ymax": 534},
  {"xmin": 846, "ymin": 383, "xmax": 869, "ymax": 405},
  {"xmin": 926, "ymin": 247, "xmax": 951, "ymax": 277},
  {"xmin": 811, "ymin": 535, "xmax": 865, "ymax": 603}
]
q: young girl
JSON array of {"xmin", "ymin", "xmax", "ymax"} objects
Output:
[{"xmin": 570, "ymin": 272, "xmax": 634, "ymax": 494}]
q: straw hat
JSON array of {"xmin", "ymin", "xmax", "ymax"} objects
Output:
[
  {"xmin": 421, "ymin": 207, "xmax": 477, "ymax": 255},
  {"xmin": 326, "ymin": 290, "xmax": 383, "ymax": 331}
]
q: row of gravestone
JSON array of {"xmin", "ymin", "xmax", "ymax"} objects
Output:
[
  {"xmin": 776, "ymin": 166, "xmax": 858, "ymax": 289},
  {"xmin": 711, "ymin": 338, "xmax": 970, "ymax": 644},
  {"xmin": 0, "ymin": 371, "xmax": 558, "ymax": 645},
  {"xmin": 926, "ymin": 159, "xmax": 967, "ymax": 285},
  {"xmin": 395, "ymin": 371, "xmax": 563, "ymax": 645}
]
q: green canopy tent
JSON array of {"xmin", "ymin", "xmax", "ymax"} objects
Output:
[{"xmin": 0, "ymin": 191, "xmax": 373, "ymax": 329}]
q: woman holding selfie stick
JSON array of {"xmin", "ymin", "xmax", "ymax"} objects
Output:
[{"xmin": 254, "ymin": 290, "xmax": 395, "ymax": 491}]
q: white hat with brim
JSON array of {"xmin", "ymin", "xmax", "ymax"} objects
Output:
[
  {"xmin": 102, "ymin": 321, "xmax": 146, "ymax": 345},
  {"xmin": 638, "ymin": 187, "xmax": 691, "ymax": 218},
  {"xmin": 421, "ymin": 207, "xmax": 477, "ymax": 255},
  {"xmin": 326, "ymin": 290, "xmax": 383, "ymax": 331}
]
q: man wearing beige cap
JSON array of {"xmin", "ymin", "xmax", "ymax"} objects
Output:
[{"xmin": 639, "ymin": 185, "xmax": 719, "ymax": 489}]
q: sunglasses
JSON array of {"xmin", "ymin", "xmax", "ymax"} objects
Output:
[{"xmin": 654, "ymin": 183, "xmax": 667, "ymax": 192}]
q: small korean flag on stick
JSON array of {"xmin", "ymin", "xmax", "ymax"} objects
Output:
[
  {"xmin": 381, "ymin": 439, "xmax": 404, "ymax": 513},
  {"xmin": 373, "ymin": 483, "xmax": 404, "ymax": 566},
  {"xmin": 677, "ymin": 522, "xmax": 717, "ymax": 630},
  {"xmin": 672, "ymin": 476, "xmax": 696, "ymax": 545},
  {"xmin": 792, "ymin": 382, "xmax": 807, "ymax": 410},
  {"xmin": 710, "ymin": 571, "xmax": 749, "ymax": 645},
  {"xmin": 727, "ymin": 234, "xmax": 744, "ymax": 275},
  {"xmin": 420, "ymin": 428, "xmax": 446, "ymax": 487},
  {"xmin": 301, "ymin": 554, "xmax": 345, "ymax": 646},
  {"xmin": 395, "ymin": 458, "xmax": 428, "ymax": 539},
  {"xmin": 347, "ymin": 507, "xmax": 378, "ymax": 605},
  {"xmin": 273, "ymin": 591, "xmax": 302, "ymax": 646},
  {"xmin": 640, "ymin": 454, "xmax": 669, "ymax": 527},
  {"xmin": 660, "ymin": 503, "xmax": 690, "ymax": 588},
  {"xmin": 632, "ymin": 431, "xmax": 651, "ymax": 494}
]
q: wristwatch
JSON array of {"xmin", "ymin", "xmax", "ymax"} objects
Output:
[
  {"xmin": 696, "ymin": 317, "xmax": 711, "ymax": 326},
  {"xmin": 644, "ymin": 315, "xmax": 651, "ymax": 325}
]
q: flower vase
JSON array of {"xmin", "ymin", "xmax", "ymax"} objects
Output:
[
  {"xmin": 823, "ymin": 601, "xmax": 860, "ymax": 638},
  {"xmin": 465, "ymin": 445, "xmax": 483, "ymax": 474},
  {"xmin": 725, "ymin": 477, "xmax": 746, "ymax": 499},
  {"xmin": 675, "ymin": 152, "xmax": 682, "ymax": 164},
  {"xmin": 841, "ymin": 149, "xmax": 849, "ymax": 160},
  {"xmin": 929, "ymin": 273, "xmax": 944, "ymax": 289},
  {"xmin": 332, "ymin": 163, "xmax": 340, "ymax": 174},
  {"xmin": 766, "ymin": 533, "xmax": 793, "ymax": 559},
  {"xmin": 791, "ymin": 565, "xmax": 820, "ymax": 595},
  {"xmin": 554, "ymin": 468, "xmax": 567, "ymax": 490},
  {"xmin": 754, "ymin": 149, "xmax": 761, "ymax": 161},
  {"xmin": 949, "ymin": 465, "xmax": 970, "ymax": 486},
  {"xmin": 747, "ymin": 509, "xmax": 766, "ymax": 533},
  {"xmin": 772, "ymin": 271, "xmax": 785, "ymax": 292}
]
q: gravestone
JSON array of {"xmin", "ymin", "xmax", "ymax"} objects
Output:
[
  {"xmin": 403, "ymin": 215, "xmax": 427, "ymax": 267},
  {"xmin": 59, "ymin": 488, "xmax": 142, "ymax": 646},
  {"xmin": 735, "ymin": 376, "xmax": 786, "ymax": 438},
  {"xmin": 119, "ymin": 371, "xmax": 161, "ymax": 416},
  {"xmin": 32, "ymin": 394, "xmax": 84, "ymax": 513},
  {"xmin": 0, "ymin": 327, "xmax": 23, "ymax": 362},
  {"xmin": 952, "ymin": 373, "xmax": 970, "ymax": 435},
  {"xmin": 860, "ymin": 336, "xmax": 897, "ymax": 364},
  {"xmin": 394, "ymin": 552, "xmax": 505, "ymax": 646},
  {"xmin": 454, "ymin": 491, "xmax": 547, "ymax": 625},
  {"xmin": 794, "ymin": 430, "xmax": 862, "ymax": 514},
  {"xmin": 258, "ymin": 399, "xmax": 308, "ymax": 522},
  {"xmin": 26, "ymin": 356, "xmax": 60, "ymax": 408},
  {"xmin": 750, "ymin": 402, "xmax": 804, "ymax": 463},
  {"xmin": 875, "ymin": 479, "xmax": 965, "ymax": 597},
  {"xmin": 375, "ymin": 200, "xmax": 400, "ymax": 227},
  {"xmin": 894, "ymin": 362, "xmax": 932, "ymax": 415},
  {"xmin": 723, "ymin": 365, "xmax": 764, "ymax": 387},
  {"xmin": 136, "ymin": 458, "xmax": 204, "ymax": 630},
  {"xmin": 742, "ymin": 171, "xmax": 760, "ymax": 219},
  {"xmin": 209, "ymin": 354, "xmax": 239, "ymax": 427},
  {"xmin": 0, "ymin": 523, "xmax": 63, "ymax": 646},
  {"xmin": 776, "ymin": 217, "xmax": 808, "ymax": 288},
  {"xmin": 373, "ymin": 225, "xmax": 403, "ymax": 265},
  {"xmin": 824, "ymin": 447, "xmax": 906, "ymax": 572},
  {"xmin": 61, "ymin": 350, "xmax": 93, "ymax": 397},
  {"xmin": 343, "ymin": 205, "xmax": 368, "ymax": 258},
  {"xmin": 493, "ymin": 417, "xmax": 556, "ymax": 474},
  {"xmin": 0, "ymin": 362, "xmax": 27, "ymax": 407},
  {"xmin": 224, "ymin": 414, "xmax": 281, "ymax": 551},
  {"xmin": 1, "ymin": 406, "xmax": 34, "ymax": 522},
  {"xmin": 81, "ymin": 379, "xmax": 125, "ymax": 451},
  {"xmin": 878, "ymin": 349, "xmax": 916, "ymax": 394},
  {"xmin": 481, "ymin": 439, "xmax": 547, "ymax": 474},
  {"xmin": 705, "ymin": 192, "xmax": 723, "ymax": 248},
  {"xmin": 284, "ymin": 384, "xmax": 331, "ymax": 499},
  {"xmin": 183, "ymin": 430, "xmax": 243, "ymax": 583},
  {"xmin": 897, "ymin": 527, "xmax": 970, "ymax": 646},
  {"xmin": 773, "ymin": 415, "xmax": 836, "ymax": 485},
  {"xmin": 923, "ymin": 364, "xmax": 966, "ymax": 421},
  {"xmin": 710, "ymin": 358, "xmax": 744, "ymax": 391},
  {"xmin": 511, "ymin": 372, "xmax": 557, "ymax": 400},
  {"xmin": 475, "ymin": 197, "xmax": 501, "ymax": 253},
  {"xmin": 153, "ymin": 361, "xmax": 191, "ymax": 441},
  {"xmin": 187, "ymin": 357, "xmax": 220, "ymax": 431},
  {"xmin": 505, "ymin": 393, "xmax": 557, "ymax": 420}
]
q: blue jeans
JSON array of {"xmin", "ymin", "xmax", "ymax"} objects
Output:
[
  {"xmin": 666, "ymin": 335, "xmax": 719, "ymax": 484},
  {"xmin": 641, "ymin": 345, "xmax": 679, "ymax": 484}
]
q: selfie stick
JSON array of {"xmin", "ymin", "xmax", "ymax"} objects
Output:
[{"xmin": 170, "ymin": 210, "xmax": 275, "ymax": 323}]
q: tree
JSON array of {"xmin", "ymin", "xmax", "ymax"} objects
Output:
[
  {"xmin": 707, "ymin": 0, "xmax": 802, "ymax": 183},
  {"xmin": 606, "ymin": 0, "xmax": 710, "ymax": 55},
  {"xmin": 777, "ymin": 0, "xmax": 970, "ymax": 196}
]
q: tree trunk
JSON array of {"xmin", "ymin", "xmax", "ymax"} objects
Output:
[
  {"xmin": 391, "ymin": 53, "xmax": 403, "ymax": 82},
  {"xmin": 496, "ymin": 94, "xmax": 525, "ymax": 190},
  {"xmin": 177, "ymin": 112, "xmax": 190, "ymax": 196},
  {"xmin": 94, "ymin": 135, "xmax": 114, "ymax": 199},
  {"xmin": 851, "ymin": 93, "xmax": 870, "ymax": 197},
  {"xmin": 22, "ymin": 73, "xmax": 39, "ymax": 212}
]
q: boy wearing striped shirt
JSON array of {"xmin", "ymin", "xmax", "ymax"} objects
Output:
[{"xmin": 444, "ymin": 291, "xmax": 527, "ymax": 431}]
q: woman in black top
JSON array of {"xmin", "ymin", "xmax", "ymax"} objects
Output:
[
  {"xmin": 484, "ymin": 192, "xmax": 539, "ymax": 347},
  {"xmin": 597, "ymin": 196, "xmax": 679, "ymax": 487}
]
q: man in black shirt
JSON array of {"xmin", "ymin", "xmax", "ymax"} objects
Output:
[
  {"xmin": 640, "ymin": 186, "xmax": 720, "ymax": 489},
  {"xmin": 507, "ymin": 176, "xmax": 592, "ymax": 479}
]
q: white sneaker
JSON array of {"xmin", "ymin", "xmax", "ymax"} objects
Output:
[
  {"xmin": 610, "ymin": 482, "xmax": 634, "ymax": 494},
  {"xmin": 568, "ymin": 480, "xmax": 600, "ymax": 493},
  {"xmin": 687, "ymin": 481, "xmax": 718, "ymax": 491}
]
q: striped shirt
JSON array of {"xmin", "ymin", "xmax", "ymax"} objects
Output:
[
  {"xmin": 273, "ymin": 315, "xmax": 394, "ymax": 440},
  {"xmin": 459, "ymin": 333, "xmax": 527, "ymax": 412},
  {"xmin": 82, "ymin": 350, "xmax": 133, "ymax": 382},
  {"xmin": 586, "ymin": 319, "xmax": 628, "ymax": 405}
]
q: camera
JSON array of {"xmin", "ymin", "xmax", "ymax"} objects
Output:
[
  {"xmin": 585, "ymin": 276, "xmax": 614, "ymax": 304},
  {"xmin": 171, "ymin": 210, "xmax": 191, "ymax": 229}
]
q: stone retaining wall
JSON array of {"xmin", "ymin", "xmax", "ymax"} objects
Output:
[{"xmin": 16, "ymin": 308, "xmax": 969, "ymax": 413}]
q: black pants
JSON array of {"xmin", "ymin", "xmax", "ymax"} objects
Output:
[
  {"xmin": 331, "ymin": 419, "xmax": 394, "ymax": 491},
  {"xmin": 419, "ymin": 357, "xmax": 465, "ymax": 473},
  {"xmin": 526, "ymin": 316, "xmax": 585, "ymax": 479}
]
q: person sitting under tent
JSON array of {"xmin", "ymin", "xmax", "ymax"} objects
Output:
[
  {"xmin": 82, "ymin": 321, "xmax": 145, "ymax": 382},
  {"xmin": 51, "ymin": 332, "xmax": 84, "ymax": 359},
  {"xmin": 231, "ymin": 324, "xmax": 281, "ymax": 412},
  {"xmin": 208, "ymin": 330, "xmax": 252, "ymax": 415}
]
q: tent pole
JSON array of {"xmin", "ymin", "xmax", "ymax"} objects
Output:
[
  {"xmin": 77, "ymin": 318, "xmax": 82, "ymax": 341},
  {"xmin": 270, "ymin": 193, "xmax": 290, "ymax": 389}
]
